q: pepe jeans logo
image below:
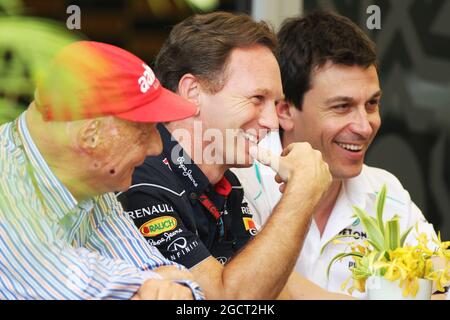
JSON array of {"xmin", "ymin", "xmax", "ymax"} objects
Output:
[
  {"xmin": 176, "ymin": 157, "xmax": 199, "ymax": 187},
  {"xmin": 140, "ymin": 216, "xmax": 177, "ymax": 237},
  {"xmin": 138, "ymin": 64, "xmax": 156, "ymax": 93},
  {"xmin": 147, "ymin": 228, "xmax": 183, "ymax": 246}
]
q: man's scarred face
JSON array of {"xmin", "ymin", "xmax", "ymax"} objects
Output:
[
  {"xmin": 288, "ymin": 63, "xmax": 381, "ymax": 180},
  {"xmin": 94, "ymin": 118, "xmax": 162, "ymax": 192}
]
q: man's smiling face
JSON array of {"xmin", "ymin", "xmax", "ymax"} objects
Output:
[
  {"xmin": 289, "ymin": 62, "xmax": 381, "ymax": 179},
  {"xmin": 198, "ymin": 44, "xmax": 283, "ymax": 167}
]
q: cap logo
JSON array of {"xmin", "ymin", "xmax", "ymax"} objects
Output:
[{"xmin": 138, "ymin": 63, "xmax": 156, "ymax": 93}]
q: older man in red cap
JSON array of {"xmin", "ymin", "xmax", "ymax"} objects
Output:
[{"xmin": 0, "ymin": 41, "xmax": 203, "ymax": 300}]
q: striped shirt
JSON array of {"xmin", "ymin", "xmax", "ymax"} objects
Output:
[{"xmin": 0, "ymin": 112, "xmax": 204, "ymax": 300}]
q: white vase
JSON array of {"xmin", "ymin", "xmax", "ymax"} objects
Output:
[{"xmin": 367, "ymin": 276, "xmax": 432, "ymax": 300}]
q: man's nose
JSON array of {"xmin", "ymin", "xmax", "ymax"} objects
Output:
[
  {"xmin": 350, "ymin": 107, "xmax": 373, "ymax": 139},
  {"xmin": 259, "ymin": 102, "xmax": 279, "ymax": 131}
]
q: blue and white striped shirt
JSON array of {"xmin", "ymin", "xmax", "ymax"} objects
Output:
[{"xmin": 0, "ymin": 112, "xmax": 204, "ymax": 300}]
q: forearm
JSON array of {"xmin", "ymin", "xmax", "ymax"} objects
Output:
[
  {"xmin": 219, "ymin": 187, "xmax": 315, "ymax": 299},
  {"xmin": 207, "ymin": 142, "xmax": 330, "ymax": 299}
]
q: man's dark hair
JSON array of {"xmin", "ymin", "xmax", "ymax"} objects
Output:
[
  {"xmin": 155, "ymin": 11, "xmax": 277, "ymax": 93},
  {"xmin": 277, "ymin": 11, "xmax": 377, "ymax": 110}
]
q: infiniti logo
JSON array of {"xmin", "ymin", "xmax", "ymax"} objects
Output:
[
  {"xmin": 168, "ymin": 237, "xmax": 188, "ymax": 252},
  {"xmin": 217, "ymin": 256, "xmax": 228, "ymax": 264}
]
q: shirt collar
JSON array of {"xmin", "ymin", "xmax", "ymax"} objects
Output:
[
  {"xmin": 16, "ymin": 112, "xmax": 91, "ymax": 221},
  {"xmin": 342, "ymin": 165, "xmax": 376, "ymax": 210},
  {"xmin": 157, "ymin": 123, "xmax": 210, "ymax": 195},
  {"xmin": 320, "ymin": 167, "xmax": 376, "ymax": 245},
  {"xmin": 259, "ymin": 130, "xmax": 283, "ymax": 154}
]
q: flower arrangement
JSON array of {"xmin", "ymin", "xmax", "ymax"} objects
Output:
[{"xmin": 324, "ymin": 185, "xmax": 450, "ymax": 298}]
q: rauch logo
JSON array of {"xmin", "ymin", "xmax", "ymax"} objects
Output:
[{"xmin": 140, "ymin": 216, "xmax": 177, "ymax": 237}]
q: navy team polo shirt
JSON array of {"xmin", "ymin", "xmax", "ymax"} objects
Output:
[{"xmin": 118, "ymin": 124, "xmax": 257, "ymax": 268}]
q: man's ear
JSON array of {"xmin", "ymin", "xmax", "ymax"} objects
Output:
[
  {"xmin": 276, "ymin": 100, "xmax": 295, "ymax": 132},
  {"xmin": 178, "ymin": 73, "xmax": 201, "ymax": 106},
  {"xmin": 78, "ymin": 119, "xmax": 100, "ymax": 151}
]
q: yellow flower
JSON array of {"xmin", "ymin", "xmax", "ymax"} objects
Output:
[
  {"xmin": 384, "ymin": 261, "xmax": 401, "ymax": 282},
  {"xmin": 328, "ymin": 187, "xmax": 450, "ymax": 297},
  {"xmin": 400, "ymin": 278, "xmax": 419, "ymax": 297},
  {"xmin": 349, "ymin": 277, "xmax": 366, "ymax": 294},
  {"xmin": 427, "ymin": 268, "xmax": 450, "ymax": 292}
]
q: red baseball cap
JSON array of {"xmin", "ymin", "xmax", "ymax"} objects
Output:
[{"xmin": 36, "ymin": 41, "xmax": 197, "ymax": 122}]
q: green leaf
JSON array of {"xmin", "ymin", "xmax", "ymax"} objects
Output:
[
  {"xmin": 327, "ymin": 252, "xmax": 364, "ymax": 279},
  {"xmin": 400, "ymin": 225, "xmax": 414, "ymax": 247},
  {"xmin": 376, "ymin": 184, "xmax": 387, "ymax": 236},
  {"xmin": 384, "ymin": 218, "xmax": 400, "ymax": 250},
  {"xmin": 352, "ymin": 206, "xmax": 385, "ymax": 252},
  {"xmin": 374, "ymin": 251, "xmax": 386, "ymax": 262},
  {"xmin": 364, "ymin": 238, "xmax": 382, "ymax": 251}
]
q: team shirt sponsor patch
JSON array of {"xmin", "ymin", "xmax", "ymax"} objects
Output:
[
  {"xmin": 217, "ymin": 256, "xmax": 228, "ymax": 265},
  {"xmin": 126, "ymin": 204, "xmax": 174, "ymax": 219},
  {"xmin": 241, "ymin": 204, "xmax": 257, "ymax": 235},
  {"xmin": 139, "ymin": 216, "xmax": 177, "ymax": 237},
  {"xmin": 243, "ymin": 217, "xmax": 257, "ymax": 235},
  {"xmin": 168, "ymin": 239, "xmax": 201, "ymax": 262},
  {"xmin": 243, "ymin": 217, "xmax": 256, "ymax": 231}
]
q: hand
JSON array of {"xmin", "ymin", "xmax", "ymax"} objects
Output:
[
  {"xmin": 132, "ymin": 278, "xmax": 194, "ymax": 300},
  {"xmin": 251, "ymin": 143, "xmax": 331, "ymax": 199},
  {"xmin": 131, "ymin": 266, "xmax": 196, "ymax": 300},
  {"xmin": 153, "ymin": 265, "xmax": 195, "ymax": 282}
]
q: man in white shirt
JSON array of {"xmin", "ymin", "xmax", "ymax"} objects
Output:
[{"xmin": 233, "ymin": 11, "xmax": 437, "ymax": 299}]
